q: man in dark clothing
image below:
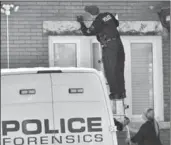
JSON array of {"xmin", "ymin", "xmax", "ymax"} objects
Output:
[
  {"xmin": 76, "ymin": 5, "xmax": 126, "ymax": 100},
  {"xmin": 126, "ymin": 108, "xmax": 162, "ymax": 145},
  {"xmin": 76, "ymin": 5, "xmax": 130, "ymax": 132},
  {"xmin": 130, "ymin": 121, "xmax": 162, "ymax": 145}
]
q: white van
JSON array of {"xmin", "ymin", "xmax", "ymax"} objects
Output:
[{"xmin": 1, "ymin": 67, "xmax": 118, "ymax": 145}]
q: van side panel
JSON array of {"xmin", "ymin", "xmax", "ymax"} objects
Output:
[
  {"xmin": 51, "ymin": 73, "xmax": 105, "ymax": 102},
  {"xmin": 1, "ymin": 74, "xmax": 55, "ymax": 145},
  {"xmin": 1, "ymin": 74, "xmax": 52, "ymax": 105},
  {"xmin": 51, "ymin": 73, "xmax": 116, "ymax": 145}
]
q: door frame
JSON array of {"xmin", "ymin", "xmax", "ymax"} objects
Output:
[
  {"xmin": 90, "ymin": 36, "xmax": 163, "ymax": 121},
  {"xmin": 48, "ymin": 35, "xmax": 164, "ymax": 121},
  {"xmin": 123, "ymin": 36, "xmax": 163, "ymax": 121},
  {"xmin": 48, "ymin": 36, "xmax": 81, "ymax": 67}
]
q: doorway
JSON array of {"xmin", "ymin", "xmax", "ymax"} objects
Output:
[{"xmin": 48, "ymin": 36, "xmax": 164, "ymax": 121}]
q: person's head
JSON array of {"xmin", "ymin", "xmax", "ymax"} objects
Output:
[
  {"xmin": 142, "ymin": 108, "xmax": 155, "ymax": 121},
  {"xmin": 84, "ymin": 5, "xmax": 100, "ymax": 19}
]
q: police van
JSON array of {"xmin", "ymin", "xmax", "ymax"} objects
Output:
[{"xmin": 1, "ymin": 67, "xmax": 118, "ymax": 145}]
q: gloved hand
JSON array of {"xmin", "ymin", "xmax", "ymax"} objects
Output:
[
  {"xmin": 115, "ymin": 14, "xmax": 119, "ymax": 20},
  {"xmin": 123, "ymin": 116, "xmax": 130, "ymax": 127},
  {"xmin": 76, "ymin": 15, "xmax": 84, "ymax": 22}
]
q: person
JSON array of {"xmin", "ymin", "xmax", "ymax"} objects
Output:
[
  {"xmin": 76, "ymin": 5, "xmax": 126, "ymax": 100},
  {"xmin": 76, "ymin": 5, "xmax": 130, "ymax": 132},
  {"xmin": 126, "ymin": 108, "xmax": 162, "ymax": 145}
]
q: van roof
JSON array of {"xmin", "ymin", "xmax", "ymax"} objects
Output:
[{"xmin": 1, "ymin": 67, "xmax": 99, "ymax": 75}]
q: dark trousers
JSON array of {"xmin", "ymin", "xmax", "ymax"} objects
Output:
[{"xmin": 102, "ymin": 38, "xmax": 126, "ymax": 99}]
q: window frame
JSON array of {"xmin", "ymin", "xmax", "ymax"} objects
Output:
[
  {"xmin": 125, "ymin": 36, "xmax": 163, "ymax": 121},
  {"xmin": 48, "ymin": 36, "xmax": 81, "ymax": 67}
]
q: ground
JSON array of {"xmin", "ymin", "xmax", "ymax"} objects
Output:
[{"xmin": 117, "ymin": 129, "xmax": 170, "ymax": 145}]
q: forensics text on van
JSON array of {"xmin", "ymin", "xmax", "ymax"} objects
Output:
[{"xmin": 2, "ymin": 117, "xmax": 104, "ymax": 145}]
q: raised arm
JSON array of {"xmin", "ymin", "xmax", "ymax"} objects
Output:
[
  {"xmin": 79, "ymin": 22, "xmax": 96, "ymax": 36},
  {"xmin": 110, "ymin": 13, "xmax": 119, "ymax": 27},
  {"xmin": 76, "ymin": 15, "xmax": 104, "ymax": 36}
]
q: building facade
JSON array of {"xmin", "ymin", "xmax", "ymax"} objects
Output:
[{"xmin": 1, "ymin": 1, "xmax": 170, "ymax": 144}]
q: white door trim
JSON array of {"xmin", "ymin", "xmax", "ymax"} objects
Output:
[
  {"xmin": 89, "ymin": 36, "xmax": 164, "ymax": 121},
  {"xmin": 122, "ymin": 36, "xmax": 164, "ymax": 121}
]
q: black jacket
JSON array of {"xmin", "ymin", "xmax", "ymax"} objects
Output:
[
  {"xmin": 79, "ymin": 12, "xmax": 120, "ymax": 41},
  {"xmin": 131, "ymin": 120, "xmax": 162, "ymax": 145}
]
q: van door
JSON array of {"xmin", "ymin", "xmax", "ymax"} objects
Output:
[
  {"xmin": 51, "ymin": 72, "xmax": 118, "ymax": 145},
  {"xmin": 1, "ymin": 73, "xmax": 55, "ymax": 145}
]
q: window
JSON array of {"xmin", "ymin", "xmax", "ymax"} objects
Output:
[
  {"xmin": 53, "ymin": 43, "xmax": 77, "ymax": 67},
  {"xmin": 131, "ymin": 43, "xmax": 154, "ymax": 115},
  {"xmin": 48, "ymin": 36, "xmax": 81, "ymax": 67},
  {"xmin": 124, "ymin": 36, "xmax": 163, "ymax": 121}
]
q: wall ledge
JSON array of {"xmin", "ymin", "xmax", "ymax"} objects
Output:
[{"xmin": 43, "ymin": 21, "xmax": 163, "ymax": 36}]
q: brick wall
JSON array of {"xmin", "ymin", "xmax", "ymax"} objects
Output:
[
  {"xmin": 1, "ymin": 1, "xmax": 170, "ymax": 119},
  {"xmin": 1, "ymin": 1, "xmax": 167, "ymax": 68}
]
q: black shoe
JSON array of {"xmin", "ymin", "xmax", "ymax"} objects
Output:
[
  {"xmin": 123, "ymin": 116, "xmax": 130, "ymax": 126},
  {"xmin": 120, "ymin": 92, "xmax": 126, "ymax": 99},
  {"xmin": 109, "ymin": 93, "xmax": 125, "ymax": 100},
  {"xmin": 109, "ymin": 93, "xmax": 120, "ymax": 100}
]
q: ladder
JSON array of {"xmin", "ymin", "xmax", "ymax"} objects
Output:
[
  {"xmin": 112, "ymin": 98, "xmax": 131, "ymax": 145},
  {"xmin": 98, "ymin": 60, "xmax": 132, "ymax": 145}
]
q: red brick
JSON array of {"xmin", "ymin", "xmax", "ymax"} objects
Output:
[
  {"xmin": 71, "ymin": 2, "xmax": 83, "ymax": 6},
  {"xmin": 47, "ymin": 2, "xmax": 60, "ymax": 5},
  {"xmin": 36, "ymin": 2, "xmax": 48, "ymax": 5},
  {"xmin": 25, "ymin": 48, "xmax": 37, "ymax": 52},
  {"xmin": 59, "ymin": 2, "xmax": 71, "ymax": 6}
]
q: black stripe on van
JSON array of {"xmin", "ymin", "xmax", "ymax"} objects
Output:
[{"xmin": 37, "ymin": 70, "xmax": 62, "ymax": 73}]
